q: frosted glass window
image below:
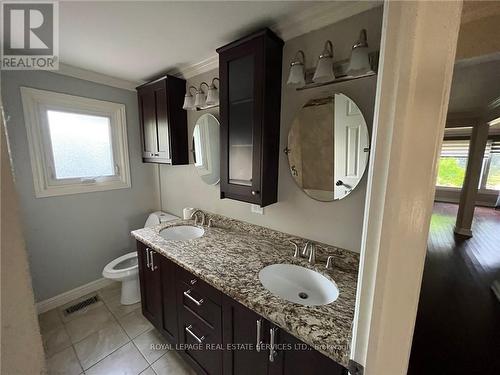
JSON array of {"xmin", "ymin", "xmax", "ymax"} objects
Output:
[
  {"xmin": 21, "ymin": 87, "xmax": 130, "ymax": 197},
  {"xmin": 47, "ymin": 111, "xmax": 115, "ymax": 179}
]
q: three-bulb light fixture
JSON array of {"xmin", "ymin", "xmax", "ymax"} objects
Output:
[
  {"xmin": 183, "ymin": 77, "xmax": 219, "ymax": 111},
  {"xmin": 287, "ymin": 29, "xmax": 373, "ymax": 88}
]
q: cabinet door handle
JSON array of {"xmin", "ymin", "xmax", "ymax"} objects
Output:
[
  {"xmin": 256, "ymin": 319, "xmax": 263, "ymax": 352},
  {"xmin": 251, "ymin": 190, "xmax": 260, "ymax": 196},
  {"xmin": 269, "ymin": 327, "xmax": 278, "ymax": 362},
  {"xmin": 183, "ymin": 290, "xmax": 204, "ymax": 306},
  {"xmin": 150, "ymin": 251, "xmax": 157, "ymax": 271},
  {"xmin": 146, "ymin": 248, "xmax": 150, "ymax": 268},
  {"xmin": 185, "ymin": 325, "xmax": 205, "ymax": 343}
]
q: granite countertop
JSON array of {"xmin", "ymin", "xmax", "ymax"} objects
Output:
[{"xmin": 131, "ymin": 216, "xmax": 359, "ymax": 367}]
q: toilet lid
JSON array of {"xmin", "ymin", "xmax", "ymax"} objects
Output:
[{"xmin": 104, "ymin": 252, "xmax": 138, "ymax": 274}]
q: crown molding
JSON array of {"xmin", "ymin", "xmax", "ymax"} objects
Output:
[
  {"xmin": 169, "ymin": 54, "xmax": 219, "ymax": 80},
  {"xmin": 56, "ymin": 63, "xmax": 142, "ymax": 91},
  {"xmin": 271, "ymin": 0, "xmax": 382, "ymax": 42},
  {"xmin": 170, "ymin": 1, "xmax": 383, "ymax": 80}
]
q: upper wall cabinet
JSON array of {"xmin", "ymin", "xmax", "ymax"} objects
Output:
[
  {"xmin": 137, "ymin": 75, "xmax": 188, "ymax": 164},
  {"xmin": 217, "ymin": 29, "xmax": 284, "ymax": 207}
]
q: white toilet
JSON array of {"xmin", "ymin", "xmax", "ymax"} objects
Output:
[{"xmin": 102, "ymin": 211, "xmax": 178, "ymax": 305}]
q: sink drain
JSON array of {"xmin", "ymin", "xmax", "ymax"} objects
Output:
[{"xmin": 298, "ymin": 292, "xmax": 308, "ymax": 299}]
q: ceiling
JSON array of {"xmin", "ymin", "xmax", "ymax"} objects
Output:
[
  {"xmin": 58, "ymin": 1, "xmax": 322, "ymax": 83},
  {"xmin": 447, "ymin": 2, "xmax": 500, "ymax": 119},
  {"xmin": 448, "ymin": 54, "xmax": 500, "ymax": 116}
]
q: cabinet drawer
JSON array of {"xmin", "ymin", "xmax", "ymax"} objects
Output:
[
  {"xmin": 178, "ymin": 280, "xmax": 221, "ymax": 329},
  {"xmin": 179, "ymin": 302, "xmax": 223, "ymax": 374},
  {"xmin": 176, "ymin": 266, "xmax": 222, "ymax": 304}
]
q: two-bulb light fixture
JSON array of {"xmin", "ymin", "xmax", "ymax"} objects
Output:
[
  {"xmin": 182, "ymin": 77, "xmax": 219, "ymax": 111},
  {"xmin": 287, "ymin": 29, "xmax": 373, "ymax": 88}
]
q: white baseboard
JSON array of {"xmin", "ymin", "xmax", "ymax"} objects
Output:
[{"xmin": 36, "ymin": 278, "xmax": 115, "ymax": 314}]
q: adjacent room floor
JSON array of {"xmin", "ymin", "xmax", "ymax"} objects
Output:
[
  {"xmin": 39, "ymin": 282, "xmax": 195, "ymax": 375},
  {"xmin": 408, "ymin": 202, "xmax": 500, "ymax": 374}
]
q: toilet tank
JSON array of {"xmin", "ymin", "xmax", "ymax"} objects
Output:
[{"xmin": 144, "ymin": 211, "xmax": 179, "ymax": 228}]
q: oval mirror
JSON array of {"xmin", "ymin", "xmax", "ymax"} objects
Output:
[
  {"xmin": 287, "ymin": 93, "xmax": 369, "ymax": 201},
  {"xmin": 192, "ymin": 114, "xmax": 220, "ymax": 185}
]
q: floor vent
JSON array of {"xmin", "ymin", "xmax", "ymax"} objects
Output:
[{"xmin": 64, "ymin": 295, "xmax": 99, "ymax": 315}]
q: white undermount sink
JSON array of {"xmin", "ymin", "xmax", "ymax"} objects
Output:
[
  {"xmin": 259, "ymin": 264, "xmax": 339, "ymax": 306},
  {"xmin": 159, "ymin": 225, "xmax": 204, "ymax": 241}
]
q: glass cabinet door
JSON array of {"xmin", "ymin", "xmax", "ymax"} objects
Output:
[{"xmin": 227, "ymin": 54, "xmax": 254, "ymax": 186}]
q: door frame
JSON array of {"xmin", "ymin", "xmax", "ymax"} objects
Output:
[{"xmin": 350, "ymin": 1, "xmax": 463, "ymax": 374}]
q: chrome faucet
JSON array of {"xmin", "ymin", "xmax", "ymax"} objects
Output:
[
  {"xmin": 190, "ymin": 210, "xmax": 206, "ymax": 226},
  {"xmin": 326, "ymin": 256, "xmax": 335, "ymax": 270},
  {"xmin": 302, "ymin": 241, "xmax": 316, "ymax": 265},
  {"xmin": 290, "ymin": 241, "xmax": 300, "ymax": 258}
]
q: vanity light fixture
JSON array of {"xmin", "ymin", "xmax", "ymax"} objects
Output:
[
  {"xmin": 184, "ymin": 79, "xmax": 220, "ymax": 111},
  {"xmin": 182, "ymin": 86, "xmax": 197, "ymax": 110},
  {"xmin": 286, "ymin": 50, "xmax": 306, "ymax": 87},
  {"xmin": 205, "ymin": 78, "xmax": 220, "ymax": 106},
  {"xmin": 312, "ymin": 40, "xmax": 335, "ymax": 83},
  {"xmin": 346, "ymin": 29, "xmax": 373, "ymax": 76},
  {"xmin": 194, "ymin": 82, "xmax": 209, "ymax": 108}
]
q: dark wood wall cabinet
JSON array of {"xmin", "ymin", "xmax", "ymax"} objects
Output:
[
  {"xmin": 136, "ymin": 75, "xmax": 188, "ymax": 164},
  {"xmin": 136, "ymin": 240, "xmax": 347, "ymax": 375},
  {"xmin": 217, "ymin": 29, "xmax": 284, "ymax": 207}
]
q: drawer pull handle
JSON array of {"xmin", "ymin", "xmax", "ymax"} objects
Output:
[
  {"xmin": 185, "ymin": 325, "xmax": 205, "ymax": 343},
  {"xmin": 190, "ymin": 278, "xmax": 197, "ymax": 285},
  {"xmin": 256, "ymin": 319, "xmax": 263, "ymax": 352},
  {"xmin": 150, "ymin": 252, "xmax": 157, "ymax": 271},
  {"xmin": 269, "ymin": 327, "xmax": 278, "ymax": 362},
  {"xmin": 183, "ymin": 289, "xmax": 204, "ymax": 306}
]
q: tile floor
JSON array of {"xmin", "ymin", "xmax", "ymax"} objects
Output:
[{"xmin": 39, "ymin": 282, "xmax": 195, "ymax": 375}]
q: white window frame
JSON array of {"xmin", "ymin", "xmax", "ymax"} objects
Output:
[{"xmin": 21, "ymin": 87, "xmax": 131, "ymax": 198}]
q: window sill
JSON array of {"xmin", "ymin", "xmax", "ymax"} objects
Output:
[
  {"xmin": 35, "ymin": 179, "xmax": 131, "ymax": 198},
  {"xmin": 435, "ymin": 186, "xmax": 499, "ymax": 195}
]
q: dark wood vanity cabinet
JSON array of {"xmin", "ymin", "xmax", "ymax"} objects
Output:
[
  {"xmin": 222, "ymin": 296, "xmax": 271, "ymax": 375},
  {"xmin": 269, "ymin": 330, "xmax": 347, "ymax": 375},
  {"xmin": 137, "ymin": 242, "xmax": 178, "ymax": 343},
  {"xmin": 176, "ymin": 265, "xmax": 223, "ymax": 375},
  {"xmin": 159, "ymin": 255, "xmax": 179, "ymax": 344},
  {"xmin": 136, "ymin": 75, "xmax": 188, "ymax": 164},
  {"xmin": 217, "ymin": 29, "xmax": 283, "ymax": 207},
  {"xmin": 136, "ymin": 241, "xmax": 347, "ymax": 375},
  {"xmin": 137, "ymin": 242, "xmax": 163, "ymax": 329},
  {"xmin": 222, "ymin": 296, "xmax": 347, "ymax": 375}
]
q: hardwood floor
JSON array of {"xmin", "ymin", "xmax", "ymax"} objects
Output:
[{"xmin": 408, "ymin": 203, "xmax": 500, "ymax": 375}]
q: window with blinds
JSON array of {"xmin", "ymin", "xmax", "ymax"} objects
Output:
[
  {"xmin": 436, "ymin": 140, "xmax": 470, "ymax": 188},
  {"xmin": 484, "ymin": 139, "xmax": 500, "ymax": 190},
  {"xmin": 436, "ymin": 138, "xmax": 500, "ymax": 191}
]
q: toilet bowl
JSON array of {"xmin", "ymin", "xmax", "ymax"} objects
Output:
[{"xmin": 102, "ymin": 211, "xmax": 178, "ymax": 305}]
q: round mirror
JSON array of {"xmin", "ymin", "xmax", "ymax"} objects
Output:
[
  {"xmin": 287, "ymin": 93, "xmax": 369, "ymax": 201},
  {"xmin": 192, "ymin": 114, "xmax": 220, "ymax": 185}
]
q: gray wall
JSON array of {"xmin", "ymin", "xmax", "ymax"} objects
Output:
[
  {"xmin": 2, "ymin": 70, "xmax": 160, "ymax": 302},
  {"xmin": 159, "ymin": 7, "xmax": 382, "ymax": 252}
]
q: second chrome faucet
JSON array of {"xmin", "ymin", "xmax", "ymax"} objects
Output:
[{"xmin": 291, "ymin": 240, "xmax": 316, "ymax": 265}]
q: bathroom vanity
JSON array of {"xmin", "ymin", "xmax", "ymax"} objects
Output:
[{"xmin": 132, "ymin": 214, "xmax": 359, "ymax": 375}]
